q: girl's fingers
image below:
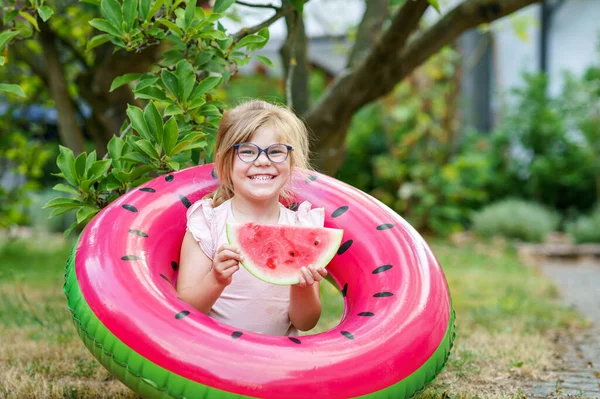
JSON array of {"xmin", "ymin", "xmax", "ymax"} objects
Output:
[
  {"xmin": 301, "ymin": 267, "xmax": 314, "ymax": 285},
  {"xmin": 317, "ymin": 267, "xmax": 328, "ymax": 277},
  {"xmin": 214, "ymin": 259, "xmax": 239, "ymax": 273},
  {"xmin": 297, "ymin": 273, "xmax": 306, "ymax": 288},
  {"xmin": 221, "ymin": 264, "xmax": 239, "ymax": 278},
  {"xmin": 218, "ymin": 249, "xmax": 243, "ymax": 262}
]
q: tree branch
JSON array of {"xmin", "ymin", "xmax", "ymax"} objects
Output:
[
  {"xmin": 306, "ymin": 0, "xmax": 541, "ymax": 175},
  {"xmin": 347, "ymin": 0, "xmax": 390, "ymax": 68},
  {"xmin": 235, "ymin": 1, "xmax": 279, "ymax": 9},
  {"xmin": 233, "ymin": 6, "xmax": 294, "ymax": 42}
]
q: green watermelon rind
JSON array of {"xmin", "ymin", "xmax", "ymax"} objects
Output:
[
  {"xmin": 226, "ymin": 223, "xmax": 344, "ymax": 286},
  {"xmin": 66, "ymin": 234, "xmax": 456, "ymax": 399}
]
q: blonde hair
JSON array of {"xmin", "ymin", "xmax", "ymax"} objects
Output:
[{"xmin": 207, "ymin": 99, "xmax": 313, "ymax": 207}]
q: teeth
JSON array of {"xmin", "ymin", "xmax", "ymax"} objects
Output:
[{"xmin": 250, "ymin": 175, "xmax": 273, "ymax": 181}]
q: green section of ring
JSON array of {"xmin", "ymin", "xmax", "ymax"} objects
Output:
[{"xmin": 64, "ymin": 237, "xmax": 456, "ymax": 399}]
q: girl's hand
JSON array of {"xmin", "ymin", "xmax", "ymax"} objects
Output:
[
  {"xmin": 296, "ymin": 265, "xmax": 327, "ymax": 288},
  {"xmin": 212, "ymin": 244, "xmax": 243, "ymax": 286}
]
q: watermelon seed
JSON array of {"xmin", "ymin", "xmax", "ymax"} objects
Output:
[
  {"xmin": 376, "ymin": 223, "xmax": 394, "ymax": 230},
  {"xmin": 139, "ymin": 187, "xmax": 156, "ymax": 193},
  {"xmin": 289, "ymin": 251, "xmax": 295, "ymax": 257},
  {"xmin": 358, "ymin": 312, "xmax": 375, "ymax": 317},
  {"xmin": 129, "ymin": 229, "xmax": 148, "ymax": 238},
  {"xmin": 165, "ymin": 175, "xmax": 174, "ymax": 182},
  {"xmin": 175, "ymin": 311, "xmax": 190, "ymax": 319},
  {"xmin": 231, "ymin": 331, "xmax": 243, "ymax": 339},
  {"xmin": 289, "ymin": 337, "xmax": 301, "ymax": 344},
  {"xmin": 372, "ymin": 265, "xmax": 393, "ymax": 274},
  {"xmin": 341, "ymin": 283, "xmax": 348, "ymax": 297},
  {"xmin": 160, "ymin": 274, "xmax": 172, "ymax": 285},
  {"xmin": 121, "ymin": 255, "xmax": 140, "ymax": 261},
  {"xmin": 122, "ymin": 204, "xmax": 138, "ymax": 213},
  {"xmin": 332, "ymin": 206, "xmax": 349, "ymax": 218},
  {"xmin": 373, "ymin": 292, "xmax": 394, "ymax": 297},
  {"xmin": 314, "ymin": 240, "xmax": 320, "ymax": 246},
  {"xmin": 337, "ymin": 240, "xmax": 353, "ymax": 255},
  {"xmin": 179, "ymin": 194, "xmax": 191, "ymax": 209},
  {"xmin": 341, "ymin": 331, "xmax": 354, "ymax": 340},
  {"xmin": 171, "ymin": 261, "xmax": 178, "ymax": 271}
]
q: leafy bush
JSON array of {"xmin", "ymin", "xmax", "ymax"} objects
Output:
[
  {"xmin": 471, "ymin": 199, "xmax": 560, "ymax": 242},
  {"xmin": 565, "ymin": 207, "xmax": 600, "ymax": 244}
]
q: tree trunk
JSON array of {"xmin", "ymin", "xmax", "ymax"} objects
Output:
[
  {"xmin": 306, "ymin": 0, "xmax": 541, "ymax": 175},
  {"xmin": 39, "ymin": 22, "xmax": 85, "ymax": 155}
]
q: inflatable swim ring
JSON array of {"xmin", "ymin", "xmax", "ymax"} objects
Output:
[{"xmin": 64, "ymin": 164, "xmax": 455, "ymax": 398}]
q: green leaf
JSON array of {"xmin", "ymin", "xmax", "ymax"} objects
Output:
[
  {"xmin": 157, "ymin": 18, "xmax": 183, "ymax": 36},
  {"xmin": 123, "ymin": 0, "xmax": 138, "ymax": 32},
  {"xmin": 57, "ymin": 146, "xmax": 78, "ymax": 186},
  {"xmin": 161, "ymin": 70, "xmax": 179, "ymax": 98},
  {"xmin": 89, "ymin": 18, "xmax": 122, "ymax": 36},
  {"xmin": 75, "ymin": 152, "xmax": 87, "ymax": 180},
  {"xmin": 133, "ymin": 139, "xmax": 160, "ymax": 159},
  {"xmin": 255, "ymin": 55, "xmax": 274, "ymax": 68},
  {"xmin": 43, "ymin": 197, "xmax": 82, "ymax": 209},
  {"xmin": 139, "ymin": 0, "xmax": 151, "ymax": 19},
  {"xmin": 85, "ymin": 150, "xmax": 97, "ymax": 176},
  {"xmin": 189, "ymin": 76, "xmax": 221, "ymax": 100},
  {"xmin": 64, "ymin": 221, "xmax": 79, "ymax": 238},
  {"xmin": 171, "ymin": 139, "xmax": 207, "ymax": 154},
  {"xmin": 19, "ymin": 11, "xmax": 39, "ymax": 31},
  {"xmin": 80, "ymin": 0, "xmax": 101, "ymax": 5},
  {"xmin": 143, "ymin": 101, "xmax": 163, "ymax": 144},
  {"xmin": 148, "ymin": 0, "xmax": 165, "ymax": 20},
  {"xmin": 110, "ymin": 73, "xmax": 142, "ymax": 92},
  {"xmin": 163, "ymin": 117, "xmax": 179, "ymax": 156},
  {"xmin": 102, "ymin": 0, "xmax": 124, "ymax": 32},
  {"xmin": 175, "ymin": 59, "xmax": 195, "ymax": 102},
  {"xmin": 108, "ymin": 135, "xmax": 125, "ymax": 167},
  {"xmin": 0, "ymin": 56, "xmax": 4, "ymax": 66},
  {"xmin": 167, "ymin": 161, "xmax": 180, "ymax": 171},
  {"xmin": 184, "ymin": 0, "xmax": 195, "ymax": 28},
  {"xmin": 126, "ymin": 105, "xmax": 152, "ymax": 141},
  {"xmin": 134, "ymin": 76, "xmax": 159, "ymax": 91},
  {"xmin": 164, "ymin": 104, "xmax": 184, "ymax": 116},
  {"xmin": 49, "ymin": 206, "xmax": 80, "ymax": 218},
  {"xmin": 427, "ymin": 0, "xmax": 441, "ymax": 12},
  {"xmin": 234, "ymin": 34, "xmax": 267, "ymax": 50},
  {"xmin": 37, "ymin": 6, "xmax": 54, "ymax": 22},
  {"xmin": 3, "ymin": 10, "xmax": 19, "ymax": 25},
  {"xmin": 77, "ymin": 206, "xmax": 98, "ymax": 224},
  {"xmin": 199, "ymin": 30, "xmax": 228, "ymax": 40},
  {"xmin": 289, "ymin": 0, "xmax": 305, "ymax": 12},
  {"xmin": 213, "ymin": 0, "xmax": 235, "ymax": 14},
  {"xmin": 119, "ymin": 152, "xmax": 151, "ymax": 164},
  {"xmin": 86, "ymin": 34, "xmax": 111, "ymax": 51},
  {"xmin": 53, "ymin": 183, "xmax": 79, "ymax": 196},
  {"xmin": 88, "ymin": 159, "xmax": 112, "ymax": 180},
  {"xmin": 0, "ymin": 83, "xmax": 25, "ymax": 97},
  {"xmin": 135, "ymin": 86, "xmax": 167, "ymax": 101}
]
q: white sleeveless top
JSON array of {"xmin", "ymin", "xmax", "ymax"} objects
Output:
[{"xmin": 186, "ymin": 198, "xmax": 325, "ymax": 336}]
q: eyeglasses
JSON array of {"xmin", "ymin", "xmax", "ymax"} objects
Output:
[{"xmin": 232, "ymin": 143, "xmax": 293, "ymax": 164}]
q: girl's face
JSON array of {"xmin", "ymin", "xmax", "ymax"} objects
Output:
[{"xmin": 230, "ymin": 125, "xmax": 291, "ymax": 203}]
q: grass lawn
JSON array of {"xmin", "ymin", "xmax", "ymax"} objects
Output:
[{"xmin": 0, "ymin": 233, "xmax": 585, "ymax": 398}]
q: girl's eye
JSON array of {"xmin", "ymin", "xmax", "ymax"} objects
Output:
[
  {"xmin": 241, "ymin": 150, "xmax": 256, "ymax": 155},
  {"xmin": 269, "ymin": 150, "xmax": 283, "ymax": 155}
]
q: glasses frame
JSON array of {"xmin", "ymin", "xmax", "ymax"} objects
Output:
[{"xmin": 232, "ymin": 142, "xmax": 293, "ymax": 164}]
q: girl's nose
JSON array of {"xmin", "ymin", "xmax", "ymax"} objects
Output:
[{"xmin": 254, "ymin": 151, "xmax": 271, "ymax": 166}]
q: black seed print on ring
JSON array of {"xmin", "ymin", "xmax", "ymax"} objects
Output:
[
  {"xmin": 211, "ymin": 168, "xmax": 217, "ymax": 179},
  {"xmin": 165, "ymin": 175, "xmax": 174, "ymax": 182},
  {"xmin": 305, "ymin": 175, "xmax": 318, "ymax": 183},
  {"xmin": 376, "ymin": 224, "xmax": 394, "ymax": 230},
  {"xmin": 121, "ymin": 255, "xmax": 140, "ymax": 261},
  {"xmin": 289, "ymin": 337, "xmax": 301, "ymax": 344},
  {"xmin": 175, "ymin": 311, "xmax": 190, "ymax": 319},
  {"xmin": 122, "ymin": 204, "xmax": 138, "ymax": 212},
  {"xmin": 231, "ymin": 331, "xmax": 243, "ymax": 339},
  {"xmin": 337, "ymin": 240, "xmax": 353, "ymax": 255},
  {"xmin": 341, "ymin": 331, "xmax": 354, "ymax": 340},
  {"xmin": 159, "ymin": 274, "xmax": 172, "ymax": 285},
  {"xmin": 372, "ymin": 265, "xmax": 393, "ymax": 274},
  {"xmin": 171, "ymin": 261, "xmax": 178, "ymax": 271},
  {"xmin": 139, "ymin": 187, "xmax": 156, "ymax": 193},
  {"xmin": 287, "ymin": 202, "xmax": 299, "ymax": 211},
  {"xmin": 341, "ymin": 283, "xmax": 348, "ymax": 297},
  {"xmin": 373, "ymin": 292, "xmax": 394, "ymax": 297},
  {"xmin": 358, "ymin": 312, "xmax": 375, "ymax": 317},
  {"xmin": 332, "ymin": 206, "xmax": 349, "ymax": 218},
  {"xmin": 179, "ymin": 194, "xmax": 191, "ymax": 209},
  {"xmin": 129, "ymin": 229, "xmax": 148, "ymax": 238}
]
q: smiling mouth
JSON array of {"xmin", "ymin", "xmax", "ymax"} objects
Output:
[{"xmin": 249, "ymin": 175, "xmax": 275, "ymax": 181}]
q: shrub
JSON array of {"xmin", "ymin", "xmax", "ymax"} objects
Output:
[
  {"xmin": 471, "ymin": 199, "xmax": 560, "ymax": 242},
  {"xmin": 565, "ymin": 207, "xmax": 600, "ymax": 243}
]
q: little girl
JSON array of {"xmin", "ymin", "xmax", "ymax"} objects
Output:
[{"xmin": 177, "ymin": 99, "xmax": 327, "ymax": 336}]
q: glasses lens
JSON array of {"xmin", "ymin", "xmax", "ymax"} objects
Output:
[
  {"xmin": 267, "ymin": 144, "xmax": 288, "ymax": 163},
  {"xmin": 237, "ymin": 143, "xmax": 259, "ymax": 162}
]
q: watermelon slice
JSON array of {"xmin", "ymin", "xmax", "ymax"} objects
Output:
[{"xmin": 226, "ymin": 222, "xmax": 344, "ymax": 285}]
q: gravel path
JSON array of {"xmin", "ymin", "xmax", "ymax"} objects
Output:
[{"xmin": 525, "ymin": 260, "xmax": 600, "ymax": 398}]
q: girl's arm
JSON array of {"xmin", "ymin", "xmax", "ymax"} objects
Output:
[
  {"xmin": 177, "ymin": 231, "xmax": 241, "ymax": 314},
  {"xmin": 289, "ymin": 266, "xmax": 326, "ymax": 331}
]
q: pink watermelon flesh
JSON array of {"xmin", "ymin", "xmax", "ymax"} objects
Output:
[{"xmin": 226, "ymin": 223, "xmax": 344, "ymax": 285}]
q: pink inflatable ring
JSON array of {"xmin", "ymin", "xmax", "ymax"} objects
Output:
[{"xmin": 64, "ymin": 164, "xmax": 455, "ymax": 398}]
